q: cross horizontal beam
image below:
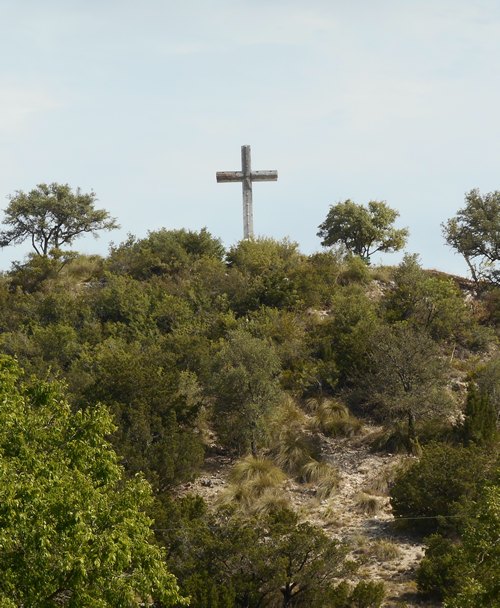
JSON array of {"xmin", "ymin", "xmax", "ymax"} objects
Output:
[{"xmin": 216, "ymin": 170, "xmax": 278, "ymax": 183}]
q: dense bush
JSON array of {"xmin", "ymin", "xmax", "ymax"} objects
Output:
[{"xmin": 391, "ymin": 442, "xmax": 495, "ymax": 535}]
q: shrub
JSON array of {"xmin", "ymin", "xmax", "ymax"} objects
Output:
[
  {"xmin": 349, "ymin": 580, "xmax": 385, "ymax": 608},
  {"xmin": 390, "ymin": 442, "xmax": 494, "ymax": 535},
  {"xmin": 416, "ymin": 534, "xmax": 462, "ymax": 601}
]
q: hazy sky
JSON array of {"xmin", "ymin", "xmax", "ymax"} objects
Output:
[{"xmin": 1, "ymin": 0, "xmax": 499, "ymax": 274}]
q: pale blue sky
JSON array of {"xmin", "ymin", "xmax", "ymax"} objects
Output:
[{"xmin": 1, "ymin": 0, "xmax": 499, "ymax": 274}]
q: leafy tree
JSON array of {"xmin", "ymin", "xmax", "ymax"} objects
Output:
[
  {"xmin": 0, "ymin": 183, "xmax": 119, "ymax": 257},
  {"xmin": 462, "ymin": 383, "xmax": 497, "ymax": 446},
  {"xmin": 211, "ymin": 329, "xmax": 283, "ymax": 454},
  {"xmin": 159, "ymin": 501, "xmax": 355, "ymax": 608},
  {"xmin": 317, "ymin": 200, "xmax": 408, "ymax": 262},
  {"xmin": 418, "ymin": 483, "xmax": 500, "ymax": 606},
  {"xmin": 442, "ymin": 189, "xmax": 500, "ymax": 285},
  {"xmin": 0, "ymin": 356, "xmax": 185, "ymax": 607},
  {"xmin": 474, "ymin": 355, "xmax": 500, "ymax": 425},
  {"xmin": 416, "ymin": 534, "xmax": 464, "ymax": 601},
  {"xmin": 225, "ymin": 238, "xmax": 304, "ymax": 312},
  {"xmin": 385, "ymin": 254, "xmax": 472, "ymax": 340},
  {"xmin": 359, "ymin": 322, "xmax": 452, "ymax": 450},
  {"xmin": 107, "ymin": 227, "xmax": 225, "ymax": 280},
  {"xmin": 444, "ymin": 485, "xmax": 500, "ymax": 608},
  {"xmin": 73, "ymin": 336, "xmax": 205, "ymax": 489}
]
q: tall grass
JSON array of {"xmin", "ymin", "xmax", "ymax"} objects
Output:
[
  {"xmin": 300, "ymin": 460, "xmax": 340, "ymax": 499},
  {"xmin": 217, "ymin": 456, "xmax": 288, "ymax": 515},
  {"xmin": 306, "ymin": 397, "xmax": 363, "ymax": 438}
]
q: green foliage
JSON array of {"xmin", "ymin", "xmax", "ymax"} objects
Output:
[
  {"xmin": 337, "ymin": 255, "xmax": 371, "ymax": 285},
  {"xmin": 360, "ymin": 322, "xmax": 453, "ymax": 449},
  {"xmin": 390, "ymin": 442, "xmax": 495, "ymax": 535},
  {"xmin": 474, "ymin": 355, "xmax": 500, "ymax": 425},
  {"xmin": 158, "ymin": 499, "xmax": 354, "ymax": 608},
  {"xmin": 241, "ymin": 307, "xmax": 315, "ymax": 393},
  {"xmin": 317, "ymin": 199, "xmax": 408, "ymax": 261},
  {"xmin": 462, "ymin": 383, "xmax": 497, "ymax": 446},
  {"xmin": 442, "ymin": 188, "xmax": 500, "ymax": 285},
  {"xmin": 74, "ymin": 337, "xmax": 205, "ymax": 488},
  {"xmin": 317, "ymin": 285, "xmax": 379, "ymax": 386},
  {"xmin": 417, "ymin": 534, "xmax": 463, "ymax": 600},
  {"xmin": 385, "ymin": 254, "xmax": 473, "ymax": 340},
  {"xmin": 0, "ymin": 183, "xmax": 118, "ymax": 257},
  {"xmin": 107, "ymin": 227, "xmax": 225, "ymax": 280},
  {"xmin": 211, "ymin": 329, "xmax": 283, "ymax": 453},
  {"xmin": 348, "ymin": 581, "xmax": 385, "ymax": 608},
  {"xmin": 295, "ymin": 250, "xmax": 343, "ymax": 307},
  {"xmin": 418, "ymin": 484, "xmax": 500, "ymax": 607},
  {"xmin": 225, "ymin": 237, "xmax": 305, "ymax": 312},
  {"xmin": 443, "ymin": 485, "xmax": 500, "ymax": 607},
  {"xmin": 0, "ymin": 356, "xmax": 185, "ymax": 607}
]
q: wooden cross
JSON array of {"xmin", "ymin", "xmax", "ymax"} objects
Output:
[{"xmin": 216, "ymin": 145, "xmax": 278, "ymax": 239}]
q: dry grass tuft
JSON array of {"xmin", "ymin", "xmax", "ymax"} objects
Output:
[
  {"xmin": 217, "ymin": 456, "xmax": 288, "ymax": 515},
  {"xmin": 369, "ymin": 540, "xmax": 402, "ymax": 562},
  {"xmin": 306, "ymin": 397, "xmax": 363, "ymax": 438},
  {"xmin": 229, "ymin": 455, "xmax": 286, "ymax": 487},
  {"xmin": 362, "ymin": 466, "xmax": 398, "ymax": 496},
  {"xmin": 354, "ymin": 492, "xmax": 383, "ymax": 515},
  {"xmin": 300, "ymin": 460, "xmax": 340, "ymax": 499}
]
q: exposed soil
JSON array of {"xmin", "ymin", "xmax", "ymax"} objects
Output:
[{"xmin": 178, "ymin": 428, "xmax": 440, "ymax": 607}]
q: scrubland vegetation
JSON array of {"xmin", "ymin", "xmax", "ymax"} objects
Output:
[{"xmin": 0, "ymin": 186, "xmax": 498, "ymax": 606}]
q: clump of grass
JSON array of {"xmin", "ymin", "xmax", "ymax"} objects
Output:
[
  {"xmin": 300, "ymin": 460, "xmax": 340, "ymax": 499},
  {"xmin": 218, "ymin": 456, "xmax": 288, "ymax": 514},
  {"xmin": 265, "ymin": 397, "xmax": 318, "ymax": 475},
  {"xmin": 368, "ymin": 422, "xmax": 410, "ymax": 454},
  {"xmin": 306, "ymin": 397, "xmax": 362, "ymax": 438},
  {"xmin": 60, "ymin": 254, "xmax": 104, "ymax": 282},
  {"xmin": 319, "ymin": 502, "xmax": 343, "ymax": 528},
  {"xmin": 369, "ymin": 264, "xmax": 396, "ymax": 283},
  {"xmin": 266, "ymin": 396, "xmax": 308, "ymax": 439},
  {"xmin": 362, "ymin": 467, "xmax": 398, "ymax": 496},
  {"xmin": 274, "ymin": 431, "xmax": 320, "ymax": 475},
  {"xmin": 369, "ymin": 540, "xmax": 402, "ymax": 562},
  {"xmin": 354, "ymin": 492, "xmax": 383, "ymax": 515},
  {"xmin": 252, "ymin": 487, "xmax": 290, "ymax": 515},
  {"xmin": 229, "ymin": 455, "xmax": 286, "ymax": 488}
]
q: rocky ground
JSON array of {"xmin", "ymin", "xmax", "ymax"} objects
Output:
[{"xmin": 179, "ymin": 427, "xmax": 440, "ymax": 607}]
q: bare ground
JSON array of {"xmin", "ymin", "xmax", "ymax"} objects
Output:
[{"xmin": 178, "ymin": 428, "xmax": 440, "ymax": 607}]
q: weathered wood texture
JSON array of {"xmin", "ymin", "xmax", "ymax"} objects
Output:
[{"xmin": 216, "ymin": 145, "xmax": 278, "ymax": 239}]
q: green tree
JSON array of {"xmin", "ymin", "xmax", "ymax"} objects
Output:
[
  {"xmin": 159, "ymin": 502, "xmax": 354, "ymax": 608},
  {"xmin": 0, "ymin": 356, "xmax": 185, "ymax": 607},
  {"xmin": 442, "ymin": 189, "xmax": 500, "ymax": 285},
  {"xmin": 0, "ymin": 183, "xmax": 118, "ymax": 257},
  {"xmin": 360, "ymin": 322, "xmax": 452, "ymax": 451},
  {"xmin": 390, "ymin": 442, "xmax": 494, "ymax": 535},
  {"xmin": 474, "ymin": 356, "xmax": 500, "ymax": 426},
  {"xmin": 444, "ymin": 485, "xmax": 500, "ymax": 608},
  {"xmin": 462, "ymin": 383, "xmax": 497, "ymax": 446},
  {"xmin": 225, "ymin": 238, "xmax": 304, "ymax": 312},
  {"xmin": 107, "ymin": 227, "xmax": 225, "ymax": 280},
  {"xmin": 417, "ymin": 482, "xmax": 500, "ymax": 605},
  {"xmin": 385, "ymin": 254, "xmax": 472, "ymax": 340},
  {"xmin": 317, "ymin": 200, "xmax": 408, "ymax": 262},
  {"xmin": 211, "ymin": 329, "xmax": 283, "ymax": 454}
]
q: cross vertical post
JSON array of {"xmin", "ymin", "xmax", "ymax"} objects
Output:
[
  {"xmin": 241, "ymin": 145, "xmax": 253, "ymax": 239},
  {"xmin": 216, "ymin": 145, "xmax": 278, "ymax": 240}
]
